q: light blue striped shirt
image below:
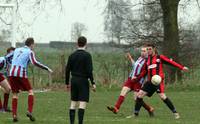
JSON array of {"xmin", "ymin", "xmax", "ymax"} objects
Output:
[{"xmin": 129, "ymin": 57, "xmax": 146, "ymax": 84}]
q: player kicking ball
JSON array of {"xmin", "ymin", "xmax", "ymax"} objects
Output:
[
  {"xmin": 133, "ymin": 43, "xmax": 188, "ymax": 119},
  {"xmin": 107, "ymin": 46, "xmax": 154, "ymax": 117},
  {"xmin": 8, "ymin": 37, "xmax": 53, "ymax": 122}
]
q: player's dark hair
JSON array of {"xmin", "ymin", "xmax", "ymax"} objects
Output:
[
  {"xmin": 25, "ymin": 37, "xmax": 34, "ymax": 46},
  {"xmin": 77, "ymin": 36, "xmax": 87, "ymax": 47},
  {"xmin": 143, "ymin": 43, "xmax": 158, "ymax": 54},
  {"xmin": 7, "ymin": 47, "xmax": 15, "ymax": 53},
  {"xmin": 143, "ymin": 43, "xmax": 156, "ymax": 48}
]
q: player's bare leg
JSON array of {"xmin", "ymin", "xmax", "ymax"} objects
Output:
[
  {"xmin": 0, "ymin": 86, "xmax": 3, "ymax": 111},
  {"xmin": 107, "ymin": 86, "xmax": 131, "ymax": 114},
  {"xmin": 69, "ymin": 101, "xmax": 78, "ymax": 124},
  {"xmin": 0, "ymin": 79, "xmax": 11, "ymax": 112},
  {"xmin": 159, "ymin": 93, "xmax": 180, "ymax": 119},
  {"xmin": 0, "ymin": 97, "xmax": 2, "ymax": 111},
  {"xmin": 26, "ymin": 89, "xmax": 35, "ymax": 121}
]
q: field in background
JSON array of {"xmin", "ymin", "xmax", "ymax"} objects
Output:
[
  {"xmin": 0, "ymin": 45, "xmax": 200, "ymax": 88},
  {"xmin": 25, "ymin": 46, "xmax": 200, "ymax": 88},
  {"xmin": 0, "ymin": 45, "xmax": 129, "ymax": 87},
  {"xmin": 0, "ymin": 88, "xmax": 200, "ymax": 124},
  {"xmin": 0, "ymin": 44, "xmax": 200, "ymax": 124}
]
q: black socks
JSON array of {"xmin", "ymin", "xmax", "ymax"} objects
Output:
[
  {"xmin": 134, "ymin": 98, "xmax": 144, "ymax": 115},
  {"xmin": 69, "ymin": 108, "xmax": 85, "ymax": 124},
  {"xmin": 78, "ymin": 109, "xmax": 85, "ymax": 124},
  {"xmin": 163, "ymin": 97, "xmax": 177, "ymax": 113},
  {"xmin": 69, "ymin": 109, "xmax": 75, "ymax": 124}
]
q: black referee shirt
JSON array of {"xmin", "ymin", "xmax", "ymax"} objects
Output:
[{"xmin": 65, "ymin": 49, "xmax": 94, "ymax": 85}]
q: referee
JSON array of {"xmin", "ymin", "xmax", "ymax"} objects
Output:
[{"xmin": 65, "ymin": 36, "xmax": 96, "ymax": 124}]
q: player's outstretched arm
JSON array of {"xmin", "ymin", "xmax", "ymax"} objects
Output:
[
  {"xmin": 29, "ymin": 51, "xmax": 52, "ymax": 72},
  {"xmin": 126, "ymin": 52, "xmax": 134, "ymax": 64},
  {"xmin": 160, "ymin": 55, "xmax": 186, "ymax": 70}
]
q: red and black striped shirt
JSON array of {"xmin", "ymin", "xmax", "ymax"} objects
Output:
[{"xmin": 137, "ymin": 54, "xmax": 184, "ymax": 82}]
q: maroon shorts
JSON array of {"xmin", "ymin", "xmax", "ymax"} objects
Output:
[
  {"xmin": 0, "ymin": 73, "xmax": 5, "ymax": 82},
  {"xmin": 123, "ymin": 77, "xmax": 142, "ymax": 92},
  {"xmin": 9, "ymin": 76, "xmax": 32, "ymax": 93}
]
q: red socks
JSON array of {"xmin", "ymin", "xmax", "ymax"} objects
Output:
[
  {"xmin": 0, "ymin": 98, "xmax": 2, "ymax": 109},
  {"xmin": 12, "ymin": 95, "xmax": 34, "ymax": 117},
  {"xmin": 114, "ymin": 95, "xmax": 125, "ymax": 110},
  {"xmin": 12, "ymin": 98, "xmax": 18, "ymax": 116},
  {"xmin": 3, "ymin": 93, "xmax": 9, "ymax": 110},
  {"xmin": 28, "ymin": 95, "xmax": 34, "ymax": 113}
]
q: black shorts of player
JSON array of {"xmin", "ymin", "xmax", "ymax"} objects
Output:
[
  {"xmin": 141, "ymin": 81, "xmax": 160, "ymax": 97},
  {"xmin": 71, "ymin": 76, "xmax": 90, "ymax": 102}
]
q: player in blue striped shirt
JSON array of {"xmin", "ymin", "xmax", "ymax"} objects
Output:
[{"xmin": 107, "ymin": 46, "xmax": 154, "ymax": 116}]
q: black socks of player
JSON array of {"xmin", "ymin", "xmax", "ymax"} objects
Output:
[
  {"xmin": 69, "ymin": 108, "xmax": 85, "ymax": 124},
  {"xmin": 69, "ymin": 109, "xmax": 75, "ymax": 124},
  {"xmin": 134, "ymin": 97, "xmax": 144, "ymax": 115},
  {"xmin": 163, "ymin": 97, "xmax": 177, "ymax": 113},
  {"xmin": 78, "ymin": 109, "xmax": 85, "ymax": 124}
]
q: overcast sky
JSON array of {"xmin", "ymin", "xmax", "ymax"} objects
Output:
[
  {"xmin": 1, "ymin": 0, "xmax": 200, "ymax": 43},
  {"xmin": 18, "ymin": 0, "xmax": 106, "ymax": 43}
]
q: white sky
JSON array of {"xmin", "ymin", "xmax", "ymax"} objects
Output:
[
  {"xmin": 179, "ymin": 0, "xmax": 200, "ymax": 27},
  {"xmin": 19, "ymin": 0, "xmax": 106, "ymax": 43},
  {"xmin": 1, "ymin": 0, "xmax": 200, "ymax": 43}
]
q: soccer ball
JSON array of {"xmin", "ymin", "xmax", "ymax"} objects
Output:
[{"xmin": 151, "ymin": 75, "xmax": 162, "ymax": 85}]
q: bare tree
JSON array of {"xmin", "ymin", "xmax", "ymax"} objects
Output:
[
  {"xmin": 0, "ymin": 0, "xmax": 63, "ymax": 41},
  {"xmin": 159, "ymin": 0, "xmax": 182, "ymax": 82},
  {"xmin": 0, "ymin": 29, "xmax": 11, "ymax": 42},
  {"xmin": 103, "ymin": 0, "xmax": 200, "ymax": 82},
  {"xmin": 71, "ymin": 22, "xmax": 87, "ymax": 42},
  {"xmin": 104, "ymin": 0, "xmax": 133, "ymax": 44}
]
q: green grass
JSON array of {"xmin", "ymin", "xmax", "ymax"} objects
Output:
[{"xmin": 0, "ymin": 87, "xmax": 200, "ymax": 124}]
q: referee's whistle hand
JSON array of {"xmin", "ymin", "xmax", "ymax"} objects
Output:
[
  {"xmin": 66, "ymin": 84, "xmax": 70, "ymax": 92},
  {"xmin": 91, "ymin": 84, "xmax": 96, "ymax": 92}
]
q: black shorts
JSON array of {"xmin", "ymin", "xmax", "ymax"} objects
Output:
[
  {"xmin": 141, "ymin": 81, "xmax": 160, "ymax": 97},
  {"xmin": 71, "ymin": 76, "xmax": 90, "ymax": 102}
]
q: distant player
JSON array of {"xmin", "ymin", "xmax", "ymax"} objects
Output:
[
  {"xmin": 66, "ymin": 36, "xmax": 96, "ymax": 124},
  {"xmin": 9, "ymin": 37, "xmax": 53, "ymax": 122},
  {"xmin": 107, "ymin": 46, "xmax": 154, "ymax": 117},
  {"xmin": 0, "ymin": 47, "xmax": 15, "ymax": 112},
  {"xmin": 133, "ymin": 43, "xmax": 188, "ymax": 119}
]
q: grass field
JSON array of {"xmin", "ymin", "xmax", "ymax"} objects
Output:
[{"xmin": 0, "ymin": 87, "xmax": 200, "ymax": 124}]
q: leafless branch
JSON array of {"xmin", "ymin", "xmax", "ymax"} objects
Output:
[
  {"xmin": 0, "ymin": 16, "xmax": 11, "ymax": 25},
  {"xmin": 196, "ymin": 0, "xmax": 200, "ymax": 11}
]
